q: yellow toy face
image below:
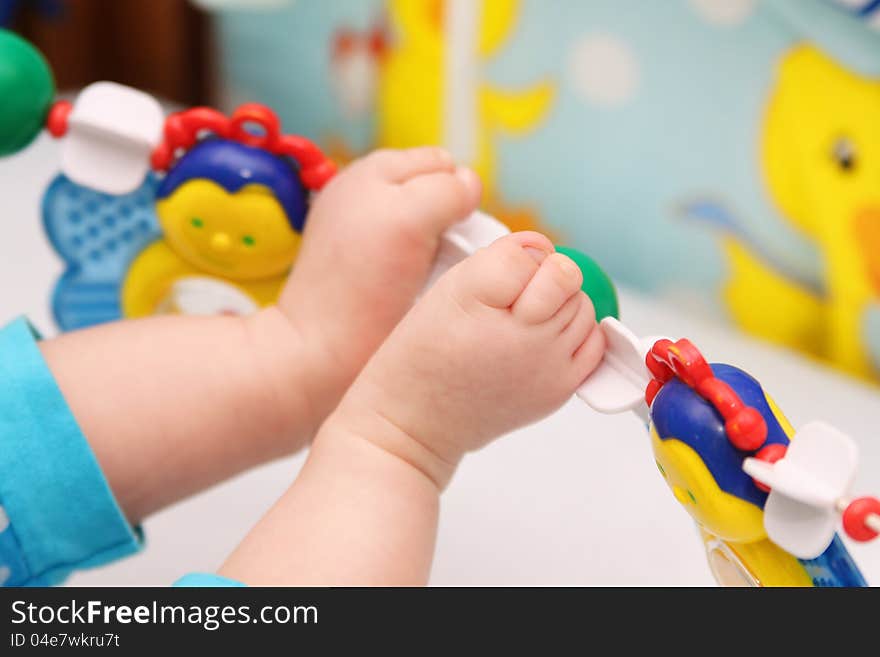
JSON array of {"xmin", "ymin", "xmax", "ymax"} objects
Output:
[
  {"xmin": 650, "ymin": 426, "xmax": 766, "ymax": 543},
  {"xmin": 156, "ymin": 179, "xmax": 301, "ymax": 281},
  {"xmin": 763, "ymin": 45, "xmax": 880, "ymax": 299},
  {"xmin": 649, "ymin": 390, "xmax": 795, "ymax": 544}
]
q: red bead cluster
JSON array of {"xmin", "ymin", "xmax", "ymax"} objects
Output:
[
  {"xmin": 149, "ymin": 103, "xmax": 336, "ymax": 190},
  {"xmin": 645, "ymin": 338, "xmax": 767, "ymax": 451}
]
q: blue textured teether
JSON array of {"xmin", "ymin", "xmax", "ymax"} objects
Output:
[{"xmin": 43, "ymin": 174, "xmax": 161, "ymax": 330}]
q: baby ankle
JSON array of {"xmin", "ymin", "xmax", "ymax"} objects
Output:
[
  {"xmin": 243, "ymin": 307, "xmax": 334, "ymax": 443},
  {"xmin": 329, "ymin": 394, "xmax": 460, "ymax": 491}
]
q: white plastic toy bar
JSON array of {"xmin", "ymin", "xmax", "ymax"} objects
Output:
[
  {"xmin": 58, "ymin": 82, "xmax": 164, "ymax": 195},
  {"xmin": 576, "ymin": 318, "xmax": 665, "ymax": 424}
]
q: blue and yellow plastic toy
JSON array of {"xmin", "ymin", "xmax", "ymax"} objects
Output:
[
  {"xmin": 0, "ymin": 29, "xmax": 335, "ymax": 327},
  {"xmin": 41, "ymin": 98, "xmax": 336, "ymax": 327},
  {"xmin": 119, "ymin": 104, "xmax": 335, "ymax": 318},
  {"xmin": 646, "ymin": 339, "xmax": 867, "ymax": 586}
]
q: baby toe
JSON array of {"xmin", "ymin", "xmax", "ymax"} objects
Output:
[
  {"xmin": 449, "ymin": 232, "xmax": 554, "ymax": 310},
  {"xmin": 370, "ymin": 146, "xmax": 455, "ymax": 182},
  {"xmin": 571, "ymin": 322, "xmax": 606, "ymax": 382},
  {"xmin": 402, "ymin": 167, "xmax": 482, "ymax": 231},
  {"xmin": 560, "ymin": 293, "xmax": 598, "ymax": 354},
  {"xmin": 552, "ymin": 290, "xmax": 588, "ymax": 333},
  {"xmin": 511, "ymin": 252, "xmax": 584, "ymax": 324}
]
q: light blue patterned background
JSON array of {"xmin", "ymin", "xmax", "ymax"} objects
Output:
[{"xmin": 212, "ymin": 0, "xmax": 880, "ymax": 321}]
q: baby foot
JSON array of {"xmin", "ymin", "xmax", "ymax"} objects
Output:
[
  {"xmin": 335, "ymin": 231, "xmax": 606, "ymax": 486},
  {"xmin": 264, "ymin": 147, "xmax": 482, "ymax": 430}
]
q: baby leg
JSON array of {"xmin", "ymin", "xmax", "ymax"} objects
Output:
[{"xmin": 219, "ymin": 232, "xmax": 604, "ymax": 585}]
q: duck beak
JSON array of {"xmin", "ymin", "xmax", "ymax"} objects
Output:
[{"xmin": 854, "ymin": 206, "xmax": 880, "ymax": 294}]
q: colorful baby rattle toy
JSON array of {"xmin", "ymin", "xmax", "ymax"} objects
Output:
[
  {"xmin": 576, "ymin": 314, "xmax": 879, "ymax": 586},
  {"xmin": 121, "ymin": 103, "xmax": 334, "ymax": 318},
  {"xmin": 1, "ymin": 28, "xmax": 336, "ymax": 329},
  {"xmin": 48, "ymin": 88, "xmax": 334, "ymax": 325}
]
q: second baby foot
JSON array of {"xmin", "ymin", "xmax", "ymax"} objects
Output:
[{"xmin": 336, "ymin": 231, "xmax": 606, "ymax": 486}]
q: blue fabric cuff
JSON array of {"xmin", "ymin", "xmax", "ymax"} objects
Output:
[
  {"xmin": 0, "ymin": 317, "xmax": 142, "ymax": 586},
  {"xmin": 174, "ymin": 573, "xmax": 247, "ymax": 587}
]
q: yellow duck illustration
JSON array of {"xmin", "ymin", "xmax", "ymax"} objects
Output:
[
  {"xmin": 378, "ymin": 0, "xmax": 555, "ymax": 230},
  {"xmin": 722, "ymin": 45, "xmax": 880, "ymax": 378}
]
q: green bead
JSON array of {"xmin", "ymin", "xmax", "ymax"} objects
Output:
[
  {"xmin": 0, "ymin": 29, "xmax": 54, "ymax": 156},
  {"xmin": 555, "ymin": 245, "xmax": 620, "ymax": 321}
]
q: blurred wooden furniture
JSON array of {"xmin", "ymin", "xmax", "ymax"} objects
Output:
[{"xmin": 12, "ymin": 0, "xmax": 213, "ymax": 105}]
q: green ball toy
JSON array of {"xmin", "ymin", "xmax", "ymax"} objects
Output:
[
  {"xmin": 555, "ymin": 245, "xmax": 619, "ymax": 321},
  {"xmin": 0, "ymin": 29, "xmax": 54, "ymax": 156}
]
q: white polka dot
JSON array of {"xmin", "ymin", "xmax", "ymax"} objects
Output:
[
  {"xmin": 568, "ymin": 34, "xmax": 640, "ymax": 108},
  {"xmin": 0, "ymin": 566, "xmax": 9, "ymax": 585},
  {"xmin": 0, "ymin": 506, "xmax": 8, "ymax": 533},
  {"xmin": 689, "ymin": 0, "xmax": 756, "ymax": 26}
]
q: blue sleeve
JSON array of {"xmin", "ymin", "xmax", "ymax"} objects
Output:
[
  {"xmin": 173, "ymin": 573, "xmax": 246, "ymax": 587},
  {"xmin": 0, "ymin": 317, "xmax": 142, "ymax": 586}
]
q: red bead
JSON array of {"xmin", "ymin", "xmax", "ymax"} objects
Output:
[
  {"xmin": 150, "ymin": 143, "xmax": 171, "ymax": 171},
  {"xmin": 645, "ymin": 379, "xmax": 663, "ymax": 406},
  {"xmin": 646, "ymin": 340, "xmax": 674, "ymax": 381},
  {"xmin": 300, "ymin": 159, "xmax": 338, "ymax": 189},
  {"xmin": 667, "ymin": 339, "xmax": 713, "ymax": 387},
  {"xmin": 45, "ymin": 100, "xmax": 72, "ymax": 138},
  {"xmin": 751, "ymin": 443, "xmax": 787, "ymax": 492},
  {"xmin": 726, "ymin": 407, "xmax": 767, "ymax": 451},
  {"xmin": 842, "ymin": 496, "xmax": 880, "ymax": 542},
  {"xmin": 229, "ymin": 103, "xmax": 280, "ymax": 149}
]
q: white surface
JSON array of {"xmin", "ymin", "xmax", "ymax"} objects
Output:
[
  {"xmin": 62, "ymin": 82, "xmax": 164, "ymax": 195},
  {"xmin": 1, "ymin": 134, "xmax": 879, "ymax": 586}
]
